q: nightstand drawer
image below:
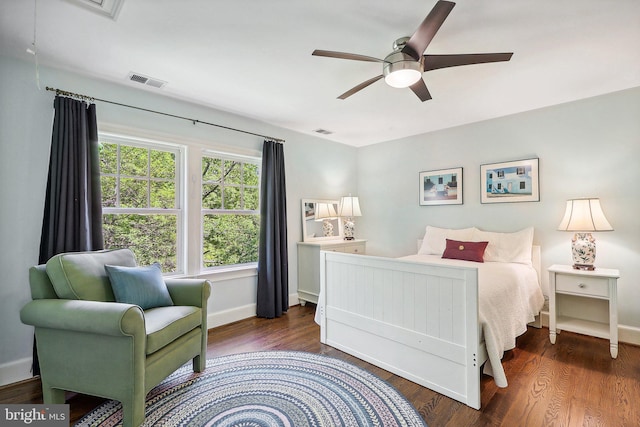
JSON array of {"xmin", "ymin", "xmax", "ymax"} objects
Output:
[{"xmin": 556, "ymin": 274, "xmax": 609, "ymax": 298}]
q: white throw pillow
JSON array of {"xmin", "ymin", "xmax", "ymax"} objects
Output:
[
  {"xmin": 471, "ymin": 227, "xmax": 534, "ymax": 264},
  {"xmin": 418, "ymin": 226, "xmax": 476, "ymax": 255}
]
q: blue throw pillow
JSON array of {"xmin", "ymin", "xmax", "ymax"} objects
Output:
[{"xmin": 105, "ymin": 263, "xmax": 174, "ymax": 309}]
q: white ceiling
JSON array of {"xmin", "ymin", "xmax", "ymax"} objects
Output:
[{"xmin": 1, "ymin": 0, "xmax": 639, "ymax": 147}]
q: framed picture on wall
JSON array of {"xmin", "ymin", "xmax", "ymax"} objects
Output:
[
  {"xmin": 480, "ymin": 158, "xmax": 539, "ymax": 204},
  {"xmin": 419, "ymin": 167, "xmax": 463, "ymax": 206}
]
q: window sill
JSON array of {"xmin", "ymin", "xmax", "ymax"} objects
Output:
[{"xmin": 194, "ymin": 264, "xmax": 258, "ymax": 283}]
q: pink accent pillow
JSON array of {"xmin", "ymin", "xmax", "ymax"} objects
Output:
[{"xmin": 442, "ymin": 239, "xmax": 489, "ymax": 263}]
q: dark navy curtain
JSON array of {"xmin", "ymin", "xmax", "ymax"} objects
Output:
[
  {"xmin": 38, "ymin": 95, "xmax": 103, "ymax": 263},
  {"xmin": 34, "ymin": 95, "xmax": 103, "ymax": 374},
  {"xmin": 256, "ymin": 140, "xmax": 288, "ymax": 318}
]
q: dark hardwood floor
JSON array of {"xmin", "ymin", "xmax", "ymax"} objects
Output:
[{"xmin": 2, "ymin": 304, "xmax": 639, "ymax": 426}]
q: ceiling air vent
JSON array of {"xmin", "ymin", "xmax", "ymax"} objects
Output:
[
  {"xmin": 65, "ymin": 0, "xmax": 124, "ymax": 20},
  {"xmin": 127, "ymin": 72, "xmax": 167, "ymax": 89},
  {"xmin": 313, "ymin": 128, "xmax": 333, "ymax": 135}
]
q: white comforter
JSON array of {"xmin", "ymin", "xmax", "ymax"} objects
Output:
[{"xmin": 399, "ymin": 254, "xmax": 544, "ymax": 387}]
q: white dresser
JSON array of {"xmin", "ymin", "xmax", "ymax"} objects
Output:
[{"xmin": 296, "ymin": 239, "xmax": 366, "ymax": 305}]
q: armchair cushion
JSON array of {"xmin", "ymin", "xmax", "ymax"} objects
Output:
[
  {"xmin": 144, "ymin": 306, "xmax": 202, "ymax": 354},
  {"xmin": 105, "ymin": 263, "xmax": 173, "ymax": 310},
  {"xmin": 46, "ymin": 249, "xmax": 136, "ymax": 301}
]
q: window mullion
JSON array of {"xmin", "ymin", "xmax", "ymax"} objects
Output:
[{"xmin": 146, "ymin": 148, "xmax": 151, "ymax": 208}]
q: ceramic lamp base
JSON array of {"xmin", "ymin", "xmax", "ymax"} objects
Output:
[
  {"xmin": 322, "ymin": 220, "xmax": 334, "ymax": 237},
  {"xmin": 343, "ymin": 218, "xmax": 355, "ymax": 240},
  {"xmin": 571, "ymin": 232, "xmax": 596, "ymax": 270}
]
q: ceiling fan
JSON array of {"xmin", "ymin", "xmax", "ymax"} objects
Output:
[{"xmin": 312, "ymin": 0, "xmax": 513, "ymax": 102}]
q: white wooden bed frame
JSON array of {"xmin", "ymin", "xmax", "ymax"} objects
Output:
[{"xmin": 317, "ymin": 246, "xmax": 541, "ymax": 410}]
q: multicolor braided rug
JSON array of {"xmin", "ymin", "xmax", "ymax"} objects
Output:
[{"xmin": 76, "ymin": 351, "xmax": 427, "ymax": 426}]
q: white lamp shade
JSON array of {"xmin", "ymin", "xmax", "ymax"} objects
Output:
[
  {"xmin": 557, "ymin": 198, "xmax": 613, "ymax": 232},
  {"xmin": 338, "ymin": 196, "xmax": 362, "ymax": 217},
  {"xmin": 315, "ymin": 203, "xmax": 337, "ymax": 220}
]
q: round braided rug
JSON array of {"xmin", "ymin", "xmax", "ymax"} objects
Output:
[{"xmin": 76, "ymin": 351, "xmax": 427, "ymax": 427}]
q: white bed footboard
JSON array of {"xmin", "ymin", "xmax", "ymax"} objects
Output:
[{"xmin": 318, "ymin": 251, "xmax": 486, "ymax": 409}]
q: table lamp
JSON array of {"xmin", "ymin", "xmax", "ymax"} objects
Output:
[
  {"xmin": 338, "ymin": 195, "xmax": 362, "ymax": 240},
  {"xmin": 315, "ymin": 203, "xmax": 338, "ymax": 237},
  {"xmin": 557, "ymin": 198, "xmax": 613, "ymax": 270}
]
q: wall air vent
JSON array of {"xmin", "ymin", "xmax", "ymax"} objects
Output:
[
  {"xmin": 313, "ymin": 128, "xmax": 333, "ymax": 135},
  {"xmin": 127, "ymin": 72, "xmax": 167, "ymax": 89}
]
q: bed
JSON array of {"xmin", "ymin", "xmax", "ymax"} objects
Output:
[{"xmin": 316, "ymin": 226, "xmax": 545, "ymax": 409}]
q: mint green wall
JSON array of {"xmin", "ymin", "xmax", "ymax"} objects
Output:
[
  {"xmin": 0, "ymin": 55, "xmax": 357, "ymax": 384},
  {"xmin": 357, "ymin": 87, "xmax": 640, "ymax": 329}
]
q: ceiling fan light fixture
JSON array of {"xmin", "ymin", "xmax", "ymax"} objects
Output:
[
  {"xmin": 384, "ymin": 68, "xmax": 422, "ymax": 88},
  {"xmin": 383, "ymin": 52, "xmax": 423, "ymax": 88}
]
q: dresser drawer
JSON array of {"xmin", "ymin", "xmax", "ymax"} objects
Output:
[
  {"xmin": 556, "ymin": 274, "xmax": 609, "ymax": 298},
  {"xmin": 342, "ymin": 243, "xmax": 365, "ymax": 254}
]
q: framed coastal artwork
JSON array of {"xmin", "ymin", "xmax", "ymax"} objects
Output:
[
  {"xmin": 419, "ymin": 167, "xmax": 463, "ymax": 206},
  {"xmin": 480, "ymin": 158, "xmax": 539, "ymax": 204}
]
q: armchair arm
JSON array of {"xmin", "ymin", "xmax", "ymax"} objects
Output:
[
  {"xmin": 165, "ymin": 278, "xmax": 211, "ymax": 308},
  {"xmin": 20, "ymin": 299, "xmax": 145, "ymax": 337}
]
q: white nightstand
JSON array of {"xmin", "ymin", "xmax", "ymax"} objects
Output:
[{"xmin": 548, "ymin": 264, "xmax": 620, "ymax": 358}]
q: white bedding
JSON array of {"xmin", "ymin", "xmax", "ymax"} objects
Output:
[{"xmin": 399, "ymin": 254, "xmax": 544, "ymax": 387}]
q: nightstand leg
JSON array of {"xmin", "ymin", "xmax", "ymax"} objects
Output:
[
  {"xmin": 549, "ymin": 330, "xmax": 556, "ymax": 344},
  {"xmin": 610, "ymin": 343, "xmax": 618, "ymax": 359}
]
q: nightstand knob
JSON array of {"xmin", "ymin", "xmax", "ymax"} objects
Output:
[{"xmin": 578, "ymin": 283, "xmax": 586, "ymax": 288}]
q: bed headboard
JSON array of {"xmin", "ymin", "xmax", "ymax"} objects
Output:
[{"xmin": 415, "ymin": 239, "xmax": 542, "ymax": 286}]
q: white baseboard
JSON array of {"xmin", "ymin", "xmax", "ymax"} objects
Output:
[
  {"xmin": 207, "ymin": 303, "xmax": 257, "ymax": 329},
  {"xmin": 207, "ymin": 293, "xmax": 301, "ymax": 329},
  {"xmin": 540, "ymin": 310, "xmax": 549, "ymax": 327},
  {"xmin": 0, "ymin": 357, "xmax": 33, "ymax": 387},
  {"xmin": 619, "ymin": 325, "xmax": 640, "ymax": 346}
]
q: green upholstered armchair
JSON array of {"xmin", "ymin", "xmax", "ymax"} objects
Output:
[{"xmin": 20, "ymin": 249, "xmax": 211, "ymax": 427}]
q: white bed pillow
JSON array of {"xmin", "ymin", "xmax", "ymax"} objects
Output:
[
  {"xmin": 418, "ymin": 226, "xmax": 476, "ymax": 255},
  {"xmin": 471, "ymin": 227, "xmax": 534, "ymax": 264}
]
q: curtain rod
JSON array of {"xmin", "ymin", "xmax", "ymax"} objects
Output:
[{"xmin": 45, "ymin": 86, "xmax": 285, "ymax": 143}]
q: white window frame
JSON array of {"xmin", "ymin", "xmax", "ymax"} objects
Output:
[
  {"xmin": 99, "ymin": 132, "xmax": 187, "ymax": 276},
  {"xmin": 200, "ymin": 149, "xmax": 261, "ymax": 273}
]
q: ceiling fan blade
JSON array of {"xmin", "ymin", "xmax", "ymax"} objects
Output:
[
  {"xmin": 338, "ymin": 75, "xmax": 384, "ymax": 100},
  {"xmin": 402, "ymin": 0, "xmax": 456, "ymax": 61},
  {"xmin": 409, "ymin": 79, "xmax": 432, "ymax": 102},
  {"xmin": 423, "ymin": 53, "xmax": 513, "ymax": 71},
  {"xmin": 312, "ymin": 49, "xmax": 385, "ymax": 63}
]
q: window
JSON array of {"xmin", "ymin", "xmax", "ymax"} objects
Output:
[
  {"xmin": 99, "ymin": 137, "xmax": 183, "ymax": 273},
  {"xmin": 98, "ymin": 132, "xmax": 261, "ymax": 276},
  {"xmin": 201, "ymin": 153, "xmax": 260, "ymax": 269}
]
